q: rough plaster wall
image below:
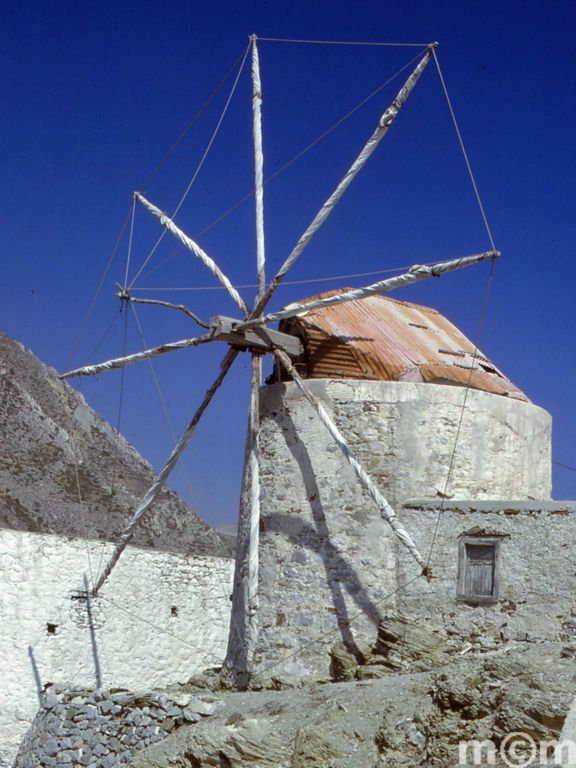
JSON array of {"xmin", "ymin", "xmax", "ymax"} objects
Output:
[
  {"xmin": 253, "ymin": 382, "xmax": 399, "ymax": 685},
  {"xmin": 0, "ymin": 529, "xmax": 233, "ymax": 768},
  {"xmin": 397, "ymin": 501, "xmax": 576, "ymax": 644},
  {"xmin": 250, "ymin": 380, "xmax": 551, "ymax": 684},
  {"xmin": 273, "ymin": 380, "xmax": 550, "ymax": 505},
  {"xmin": 0, "ymin": 332, "xmax": 231, "ymax": 556}
]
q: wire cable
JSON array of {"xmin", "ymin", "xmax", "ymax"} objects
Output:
[
  {"xmin": 70, "ymin": 444, "xmax": 96, "ymax": 591},
  {"xmin": 553, "ymin": 460, "xmax": 576, "ymax": 474},
  {"xmin": 99, "ymin": 594, "xmax": 226, "ymax": 663},
  {"xmin": 83, "ymin": 310, "xmax": 121, "ymax": 361},
  {"xmin": 258, "ymin": 37, "xmax": 431, "ymax": 48},
  {"xmin": 123, "ymin": 196, "xmax": 137, "ymax": 287},
  {"xmin": 130, "ymin": 268, "xmax": 410, "ymax": 292},
  {"xmin": 125, "ymin": 258, "xmax": 454, "ymax": 293},
  {"xmin": 257, "ymin": 574, "xmax": 422, "ymax": 677},
  {"xmin": 425, "ymin": 258, "xmax": 497, "ymax": 568},
  {"xmin": 130, "ymin": 304, "xmax": 246, "ymax": 654},
  {"xmin": 94, "ymin": 305, "xmax": 130, "ymax": 584},
  {"xmin": 433, "ymin": 49, "xmax": 496, "ymax": 252},
  {"xmin": 421, "ymin": 49, "xmax": 503, "ymax": 568},
  {"xmin": 65, "ymin": 207, "xmax": 132, "ymax": 371},
  {"xmin": 140, "ymin": 48, "xmax": 250, "ymax": 192}
]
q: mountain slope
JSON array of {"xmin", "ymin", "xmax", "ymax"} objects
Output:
[{"xmin": 0, "ymin": 332, "xmax": 232, "ymax": 557}]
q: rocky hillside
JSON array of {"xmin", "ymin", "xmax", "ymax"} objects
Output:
[{"xmin": 0, "ymin": 332, "xmax": 232, "ymax": 557}]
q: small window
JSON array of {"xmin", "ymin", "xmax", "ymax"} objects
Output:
[{"xmin": 457, "ymin": 537, "xmax": 500, "ymax": 604}]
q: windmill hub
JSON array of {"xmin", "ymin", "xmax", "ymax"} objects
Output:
[{"xmin": 209, "ymin": 316, "xmax": 303, "ymax": 358}]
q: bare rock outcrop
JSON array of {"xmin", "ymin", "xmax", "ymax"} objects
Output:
[
  {"xmin": 0, "ymin": 332, "xmax": 232, "ymax": 556},
  {"xmin": 128, "ymin": 639, "xmax": 576, "ymax": 767},
  {"xmin": 329, "ymin": 613, "xmax": 461, "ymax": 683}
]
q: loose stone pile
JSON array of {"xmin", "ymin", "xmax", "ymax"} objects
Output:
[{"xmin": 14, "ymin": 685, "xmax": 224, "ymax": 767}]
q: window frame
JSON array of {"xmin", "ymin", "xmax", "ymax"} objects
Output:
[{"xmin": 456, "ymin": 535, "xmax": 501, "ymax": 605}]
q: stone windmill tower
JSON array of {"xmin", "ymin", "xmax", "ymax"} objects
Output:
[{"xmin": 240, "ymin": 291, "xmax": 551, "ymax": 685}]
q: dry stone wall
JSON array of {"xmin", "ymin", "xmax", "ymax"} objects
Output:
[{"xmin": 14, "ymin": 684, "xmax": 224, "ymax": 768}]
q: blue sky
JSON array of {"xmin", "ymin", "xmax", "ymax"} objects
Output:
[{"xmin": 2, "ymin": 0, "xmax": 575, "ymax": 524}]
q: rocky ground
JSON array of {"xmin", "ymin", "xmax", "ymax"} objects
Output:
[
  {"xmin": 127, "ymin": 618, "xmax": 576, "ymax": 768},
  {"xmin": 16, "ymin": 614, "xmax": 576, "ymax": 766},
  {"xmin": 14, "ymin": 687, "xmax": 227, "ymax": 768}
]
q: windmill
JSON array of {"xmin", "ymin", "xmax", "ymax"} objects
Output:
[{"xmin": 61, "ymin": 36, "xmax": 498, "ymax": 684}]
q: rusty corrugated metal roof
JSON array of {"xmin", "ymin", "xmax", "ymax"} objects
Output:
[{"xmin": 278, "ymin": 290, "xmax": 528, "ymax": 401}]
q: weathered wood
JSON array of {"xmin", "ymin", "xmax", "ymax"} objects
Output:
[
  {"xmin": 249, "ymin": 45, "xmax": 437, "ymax": 320},
  {"xmin": 135, "ymin": 192, "xmax": 249, "ymax": 315},
  {"xmin": 90, "ymin": 346, "xmax": 240, "ymax": 596},
  {"xmin": 241, "ymin": 250, "xmax": 500, "ymax": 329},
  {"xmin": 457, "ymin": 536, "xmax": 500, "ymax": 604},
  {"xmin": 210, "ymin": 315, "xmax": 303, "ymax": 358}
]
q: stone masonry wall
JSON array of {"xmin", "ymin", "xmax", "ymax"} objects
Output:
[
  {"xmin": 397, "ymin": 500, "xmax": 576, "ymax": 646},
  {"xmin": 0, "ymin": 529, "xmax": 233, "ymax": 768},
  {"xmin": 250, "ymin": 380, "xmax": 551, "ymax": 684},
  {"xmin": 253, "ymin": 382, "xmax": 399, "ymax": 685}
]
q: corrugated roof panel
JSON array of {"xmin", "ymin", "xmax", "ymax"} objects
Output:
[{"xmin": 279, "ymin": 291, "xmax": 527, "ymax": 401}]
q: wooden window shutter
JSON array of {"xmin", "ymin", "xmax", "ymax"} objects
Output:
[{"xmin": 457, "ymin": 537, "xmax": 500, "ymax": 604}]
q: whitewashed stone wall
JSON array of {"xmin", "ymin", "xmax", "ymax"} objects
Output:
[
  {"xmin": 0, "ymin": 530, "xmax": 233, "ymax": 768},
  {"xmin": 250, "ymin": 380, "xmax": 552, "ymax": 684},
  {"xmin": 398, "ymin": 500, "xmax": 576, "ymax": 644},
  {"xmin": 253, "ymin": 381, "xmax": 398, "ymax": 685},
  {"xmin": 270, "ymin": 380, "xmax": 551, "ymax": 505}
]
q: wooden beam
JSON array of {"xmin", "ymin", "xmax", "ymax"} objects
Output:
[{"xmin": 210, "ymin": 315, "xmax": 303, "ymax": 358}]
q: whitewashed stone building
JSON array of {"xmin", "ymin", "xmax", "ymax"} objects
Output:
[
  {"xmin": 2, "ymin": 289, "xmax": 572, "ymax": 763},
  {"xmin": 239, "ymin": 293, "xmax": 564, "ymax": 684}
]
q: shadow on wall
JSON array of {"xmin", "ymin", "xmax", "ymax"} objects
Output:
[
  {"xmin": 266, "ymin": 407, "xmax": 383, "ymax": 658},
  {"xmin": 28, "ymin": 574, "xmax": 103, "ymax": 701},
  {"xmin": 27, "ymin": 647, "xmax": 43, "ymax": 706},
  {"xmin": 82, "ymin": 574, "xmax": 102, "ymax": 689}
]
